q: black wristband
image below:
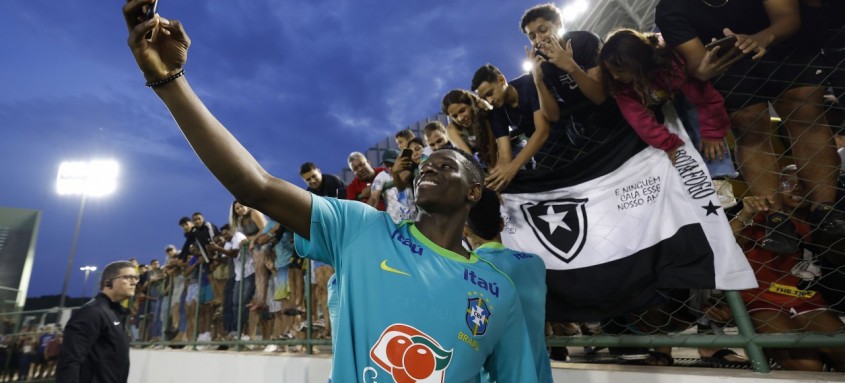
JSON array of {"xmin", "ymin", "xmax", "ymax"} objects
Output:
[{"xmin": 145, "ymin": 69, "xmax": 185, "ymax": 88}]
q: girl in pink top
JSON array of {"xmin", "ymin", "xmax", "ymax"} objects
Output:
[{"xmin": 600, "ymin": 28, "xmax": 730, "ymax": 164}]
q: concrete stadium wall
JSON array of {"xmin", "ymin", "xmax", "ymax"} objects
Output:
[{"xmin": 128, "ymin": 349, "xmax": 833, "ymax": 383}]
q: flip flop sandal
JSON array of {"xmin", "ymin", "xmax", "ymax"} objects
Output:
[
  {"xmin": 643, "ymin": 351, "xmax": 674, "ymax": 366},
  {"xmin": 702, "ymin": 349, "xmax": 747, "ymax": 365}
]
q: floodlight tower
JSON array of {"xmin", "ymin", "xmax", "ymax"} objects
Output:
[{"xmin": 56, "ymin": 160, "xmax": 119, "ymax": 308}]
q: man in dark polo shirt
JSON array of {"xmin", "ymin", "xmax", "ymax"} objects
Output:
[{"xmin": 299, "ymin": 162, "xmax": 346, "ymax": 198}]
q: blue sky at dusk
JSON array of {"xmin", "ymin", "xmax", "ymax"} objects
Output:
[{"xmin": 1, "ymin": 1, "xmax": 551, "ymax": 297}]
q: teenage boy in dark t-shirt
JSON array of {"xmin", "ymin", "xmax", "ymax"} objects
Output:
[
  {"xmin": 471, "ymin": 63, "xmax": 558, "ymax": 191},
  {"xmin": 191, "ymin": 212, "xmax": 219, "ymax": 263},
  {"xmin": 517, "ymin": 3, "xmax": 642, "ymax": 174}
]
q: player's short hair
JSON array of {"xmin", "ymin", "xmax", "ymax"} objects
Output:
[
  {"xmin": 467, "ymin": 188, "xmax": 502, "ymax": 241},
  {"xmin": 471, "ymin": 64, "xmax": 503, "ymax": 92},
  {"xmin": 437, "ymin": 147, "xmax": 484, "ymax": 186},
  {"xmin": 178, "ymin": 216, "xmax": 191, "ymax": 225}
]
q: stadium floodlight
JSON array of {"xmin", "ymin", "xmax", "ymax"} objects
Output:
[
  {"xmin": 522, "ymin": 60, "xmax": 534, "ymax": 73},
  {"xmin": 56, "ymin": 159, "xmax": 119, "ymax": 308},
  {"xmin": 80, "ymin": 265, "xmax": 98, "ymax": 298},
  {"xmin": 562, "ymin": 0, "xmax": 589, "ymax": 22},
  {"xmin": 57, "ymin": 160, "xmax": 120, "ymax": 197}
]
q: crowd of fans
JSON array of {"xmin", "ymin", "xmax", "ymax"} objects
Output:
[
  {"xmin": 124, "ymin": 209, "xmax": 333, "ymax": 354},
  {"xmin": 0, "ymin": 324, "xmax": 60, "ymax": 382},
  {"xmin": 2, "ymin": 0, "xmax": 845, "ymax": 377}
]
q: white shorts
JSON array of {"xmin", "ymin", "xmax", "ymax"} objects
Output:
[
  {"xmin": 266, "ymin": 278, "xmax": 281, "ymax": 313},
  {"xmin": 171, "ymin": 275, "xmax": 185, "ymax": 306},
  {"xmin": 186, "ymin": 283, "xmax": 199, "ymax": 303}
]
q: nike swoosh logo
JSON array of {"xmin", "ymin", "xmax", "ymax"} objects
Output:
[
  {"xmin": 113, "ymin": 321, "xmax": 121, "ymax": 326},
  {"xmin": 380, "ymin": 260, "xmax": 411, "ymax": 277}
]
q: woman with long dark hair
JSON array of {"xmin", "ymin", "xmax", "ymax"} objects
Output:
[
  {"xmin": 599, "ymin": 28, "xmax": 730, "ymax": 164},
  {"xmin": 441, "ymin": 89, "xmax": 511, "ymax": 170}
]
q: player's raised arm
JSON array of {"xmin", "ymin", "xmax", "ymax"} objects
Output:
[{"xmin": 122, "ymin": 0, "xmax": 312, "ymax": 238}]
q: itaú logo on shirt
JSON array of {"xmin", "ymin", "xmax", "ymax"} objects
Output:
[
  {"xmin": 463, "ymin": 269, "xmax": 500, "ymax": 298},
  {"xmin": 391, "ymin": 228, "xmax": 424, "ymax": 255},
  {"xmin": 366, "ymin": 324, "xmax": 452, "ymax": 383}
]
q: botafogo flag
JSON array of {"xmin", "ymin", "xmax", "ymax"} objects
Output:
[{"xmin": 501, "ymin": 104, "xmax": 757, "ymax": 322}]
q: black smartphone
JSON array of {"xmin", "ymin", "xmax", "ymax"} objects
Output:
[
  {"xmin": 143, "ymin": 0, "xmax": 159, "ymax": 40},
  {"xmin": 145, "ymin": 0, "xmax": 159, "ymax": 20},
  {"xmin": 401, "ymin": 148, "xmax": 413, "ymax": 159},
  {"xmin": 704, "ymin": 35, "xmax": 737, "ymax": 55}
]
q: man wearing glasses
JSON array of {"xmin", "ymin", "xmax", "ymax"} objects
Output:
[{"xmin": 57, "ymin": 261, "xmax": 137, "ymax": 383}]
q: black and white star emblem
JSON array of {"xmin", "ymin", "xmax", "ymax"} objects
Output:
[
  {"xmin": 521, "ymin": 198, "xmax": 588, "ymax": 263},
  {"xmin": 702, "ymin": 200, "xmax": 720, "ymax": 216}
]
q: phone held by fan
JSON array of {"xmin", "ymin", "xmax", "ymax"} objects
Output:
[
  {"xmin": 704, "ymin": 35, "xmax": 737, "ymax": 57},
  {"xmin": 400, "ymin": 148, "xmax": 414, "ymax": 169}
]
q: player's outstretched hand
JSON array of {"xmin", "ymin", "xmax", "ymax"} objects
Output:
[{"xmin": 123, "ymin": 0, "xmax": 190, "ymax": 83}]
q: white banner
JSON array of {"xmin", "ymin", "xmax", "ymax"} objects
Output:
[{"xmin": 501, "ymin": 105, "xmax": 756, "ymax": 290}]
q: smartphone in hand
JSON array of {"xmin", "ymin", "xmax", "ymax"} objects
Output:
[
  {"xmin": 143, "ymin": 0, "xmax": 159, "ymax": 40},
  {"xmin": 704, "ymin": 35, "xmax": 737, "ymax": 57},
  {"xmin": 400, "ymin": 148, "xmax": 414, "ymax": 169},
  {"xmin": 401, "ymin": 148, "xmax": 413, "ymax": 159},
  {"xmin": 533, "ymin": 48, "xmax": 550, "ymax": 61},
  {"xmin": 145, "ymin": 0, "xmax": 159, "ymax": 20}
]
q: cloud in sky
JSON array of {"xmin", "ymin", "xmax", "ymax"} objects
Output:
[{"xmin": 1, "ymin": 0, "xmax": 538, "ymax": 297}]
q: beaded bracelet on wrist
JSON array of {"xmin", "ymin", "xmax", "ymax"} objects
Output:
[
  {"xmin": 732, "ymin": 214, "xmax": 754, "ymax": 228},
  {"xmin": 145, "ymin": 69, "xmax": 185, "ymax": 88}
]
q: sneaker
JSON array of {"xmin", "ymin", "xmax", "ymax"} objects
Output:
[
  {"xmin": 809, "ymin": 203, "xmax": 845, "ymax": 238},
  {"xmin": 313, "ymin": 319, "xmax": 325, "ymax": 328},
  {"xmin": 287, "ymin": 345, "xmax": 303, "ymax": 353},
  {"xmin": 296, "ymin": 321, "xmax": 308, "ymax": 332},
  {"xmin": 241, "ymin": 335, "xmax": 255, "ymax": 350},
  {"xmin": 263, "ymin": 344, "xmax": 279, "ymax": 353},
  {"xmin": 759, "ymin": 213, "xmax": 799, "ymax": 254}
]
